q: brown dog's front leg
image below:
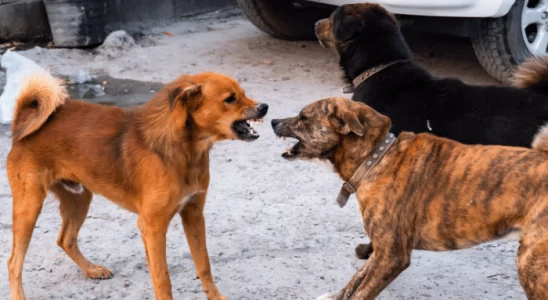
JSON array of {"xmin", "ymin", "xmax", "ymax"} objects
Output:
[
  {"xmin": 181, "ymin": 193, "xmax": 227, "ymax": 300},
  {"xmin": 138, "ymin": 216, "xmax": 173, "ymax": 300}
]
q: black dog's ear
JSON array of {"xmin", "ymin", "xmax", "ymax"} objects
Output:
[
  {"xmin": 169, "ymin": 83, "xmax": 201, "ymax": 112},
  {"xmin": 368, "ymin": 4, "xmax": 399, "ymax": 27}
]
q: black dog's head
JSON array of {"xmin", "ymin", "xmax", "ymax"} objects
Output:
[
  {"xmin": 315, "ymin": 4, "xmax": 410, "ymax": 81},
  {"xmin": 315, "ymin": 3, "xmax": 399, "ymax": 54}
]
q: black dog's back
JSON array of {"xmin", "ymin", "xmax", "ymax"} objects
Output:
[
  {"xmin": 354, "ymin": 62, "xmax": 548, "ymax": 147},
  {"xmin": 331, "ymin": 4, "xmax": 548, "ymax": 148}
]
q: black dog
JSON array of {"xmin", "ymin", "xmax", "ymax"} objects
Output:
[
  {"xmin": 315, "ymin": 3, "xmax": 548, "ymax": 146},
  {"xmin": 315, "ymin": 3, "xmax": 548, "ymax": 260}
]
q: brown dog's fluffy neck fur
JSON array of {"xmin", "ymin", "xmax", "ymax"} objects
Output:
[
  {"xmin": 134, "ymin": 81, "xmax": 214, "ymax": 167},
  {"xmin": 329, "ymin": 103, "xmax": 392, "ymax": 181}
]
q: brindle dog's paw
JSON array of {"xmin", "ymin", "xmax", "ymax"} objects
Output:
[
  {"xmin": 355, "ymin": 243, "xmax": 373, "ymax": 260},
  {"xmin": 316, "ymin": 293, "xmax": 334, "ymax": 300}
]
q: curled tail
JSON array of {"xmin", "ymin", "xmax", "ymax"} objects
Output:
[
  {"xmin": 12, "ymin": 73, "xmax": 67, "ymax": 141},
  {"xmin": 532, "ymin": 124, "xmax": 548, "ymax": 154},
  {"xmin": 511, "ymin": 56, "xmax": 548, "ymax": 95}
]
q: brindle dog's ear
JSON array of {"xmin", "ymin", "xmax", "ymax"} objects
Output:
[
  {"xmin": 330, "ymin": 104, "xmax": 365, "ymax": 136},
  {"xmin": 169, "ymin": 83, "xmax": 202, "ymax": 112}
]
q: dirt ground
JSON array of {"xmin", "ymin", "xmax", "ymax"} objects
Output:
[{"xmin": 0, "ymin": 8, "xmax": 525, "ymax": 300}]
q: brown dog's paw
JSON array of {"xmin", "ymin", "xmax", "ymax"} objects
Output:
[
  {"xmin": 355, "ymin": 243, "xmax": 373, "ymax": 260},
  {"xmin": 84, "ymin": 264, "xmax": 113, "ymax": 279},
  {"xmin": 208, "ymin": 294, "xmax": 228, "ymax": 300}
]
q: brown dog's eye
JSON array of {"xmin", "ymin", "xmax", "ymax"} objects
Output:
[
  {"xmin": 224, "ymin": 94, "xmax": 236, "ymax": 104},
  {"xmin": 299, "ymin": 115, "xmax": 307, "ymax": 121}
]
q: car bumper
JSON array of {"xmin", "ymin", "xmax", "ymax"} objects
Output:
[{"xmin": 308, "ymin": 0, "xmax": 516, "ymax": 18}]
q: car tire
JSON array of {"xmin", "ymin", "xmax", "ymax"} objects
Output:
[
  {"xmin": 236, "ymin": 0, "xmax": 333, "ymax": 40},
  {"xmin": 471, "ymin": 0, "xmax": 544, "ymax": 83}
]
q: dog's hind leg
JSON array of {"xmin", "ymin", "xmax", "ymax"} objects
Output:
[
  {"xmin": 516, "ymin": 209, "xmax": 548, "ymax": 300},
  {"xmin": 50, "ymin": 182, "xmax": 113, "ymax": 279},
  {"xmin": 8, "ymin": 176, "xmax": 47, "ymax": 300},
  {"xmin": 355, "ymin": 243, "xmax": 373, "ymax": 260}
]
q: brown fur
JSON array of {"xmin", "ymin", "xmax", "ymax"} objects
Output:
[
  {"xmin": 7, "ymin": 72, "xmax": 267, "ymax": 300},
  {"xmin": 272, "ymin": 97, "xmax": 548, "ymax": 300}
]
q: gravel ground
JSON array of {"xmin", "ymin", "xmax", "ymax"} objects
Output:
[{"xmin": 0, "ymin": 8, "xmax": 525, "ymax": 300}]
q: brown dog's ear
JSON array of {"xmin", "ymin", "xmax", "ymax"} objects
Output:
[
  {"xmin": 329, "ymin": 104, "xmax": 365, "ymax": 136},
  {"xmin": 169, "ymin": 83, "xmax": 201, "ymax": 112}
]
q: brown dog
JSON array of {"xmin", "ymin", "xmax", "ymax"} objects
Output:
[
  {"xmin": 7, "ymin": 72, "xmax": 268, "ymax": 300},
  {"xmin": 271, "ymin": 97, "xmax": 548, "ymax": 300}
]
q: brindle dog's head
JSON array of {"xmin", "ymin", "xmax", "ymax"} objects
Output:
[
  {"xmin": 315, "ymin": 3, "xmax": 399, "ymax": 56},
  {"xmin": 271, "ymin": 97, "xmax": 390, "ymax": 161}
]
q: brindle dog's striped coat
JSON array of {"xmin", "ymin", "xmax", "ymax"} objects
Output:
[{"xmin": 272, "ymin": 97, "xmax": 548, "ymax": 300}]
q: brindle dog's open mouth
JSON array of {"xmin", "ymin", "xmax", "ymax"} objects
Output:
[
  {"xmin": 275, "ymin": 133, "xmax": 300, "ymax": 159},
  {"xmin": 232, "ymin": 118, "xmax": 264, "ymax": 141}
]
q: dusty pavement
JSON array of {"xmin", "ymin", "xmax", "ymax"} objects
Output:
[{"xmin": 0, "ymin": 8, "xmax": 525, "ymax": 300}]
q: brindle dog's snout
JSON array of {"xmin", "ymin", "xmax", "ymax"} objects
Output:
[
  {"xmin": 271, "ymin": 119, "xmax": 281, "ymax": 128},
  {"xmin": 271, "ymin": 118, "xmax": 287, "ymax": 137}
]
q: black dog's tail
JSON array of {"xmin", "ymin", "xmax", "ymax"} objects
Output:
[
  {"xmin": 532, "ymin": 124, "xmax": 548, "ymax": 154},
  {"xmin": 511, "ymin": 56, "xmax": 548, "ymax": 95}
]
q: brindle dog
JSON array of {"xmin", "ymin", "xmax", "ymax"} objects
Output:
[{"xmin": 271, "ymin": 97, "xmax": 548, "ymax": 300}]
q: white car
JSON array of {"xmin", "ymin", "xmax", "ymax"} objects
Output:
[{"xmin": 237, "ymin": 0, "xmax": 546, "ymax": 83}]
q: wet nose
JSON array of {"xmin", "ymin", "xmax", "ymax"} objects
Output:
[
  {"xmin": 257, "ymin": 103, "xmax": 269, "ymax": 114},
  {"xmin": 271, "ymin": 119, "xmax": 280, "ymax": 128},
  {"xmin": 315, "ymin": 20, "xmax": 321, "ymax": 27}
]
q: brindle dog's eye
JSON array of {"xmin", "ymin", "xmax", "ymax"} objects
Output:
[
  {"xmin": 224, "ymin": 95, "xmax": 236, "ymax": 104},
  {"xmin": 299, "ymin": 115, "xmax": 307, "ymax": 121}
]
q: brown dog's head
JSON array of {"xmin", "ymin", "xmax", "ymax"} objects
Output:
[
  {"xmin": 168, "ymin": 72, "xmax": 268, "ymax": 142},
  {"xmin": 271, "ymin": 97, "xmax": 390, "ymax": 160},
  {"xmin": 315, "ymin": 3, "xmax": 399, "ymax": 55}
]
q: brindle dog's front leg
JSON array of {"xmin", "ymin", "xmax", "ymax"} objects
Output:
[{"xmin": 334, "ymin": 244, "xmax": 411, "ymax": 300}]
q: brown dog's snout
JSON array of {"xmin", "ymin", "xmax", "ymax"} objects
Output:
[{"xmin": 257, "ymin": 103, "xmax": 269, "ymax": 116}]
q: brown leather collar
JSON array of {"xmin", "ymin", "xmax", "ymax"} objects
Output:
[
  {"xmin": 342, "ymin": 60, "xmax": 408, "ymax": 94},
  {"xmin": 336, "ymin": 132, "xmax": 397, "ymax": 207}
]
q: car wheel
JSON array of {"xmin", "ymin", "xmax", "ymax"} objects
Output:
[
  {"xmin": 236, "ymin": 0, "xmax": 333, "ymax": 40},
  {"xmin": 472, "ymin": 0, "xmax": 548, "ymax": 83}
]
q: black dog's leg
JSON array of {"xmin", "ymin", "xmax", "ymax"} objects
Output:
[{"xmin": 355, "ymin": 243, "xmax": 373, "ymax": 260}]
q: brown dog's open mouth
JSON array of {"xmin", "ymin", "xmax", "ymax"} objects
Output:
[{"xmin": 233, "ymin": 118, "xmax": 264, "ymax": 141}]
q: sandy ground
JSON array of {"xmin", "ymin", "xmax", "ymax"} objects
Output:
[{"xmin": 0, "ymin": 8, "xmax": 525, "ymax": 300}]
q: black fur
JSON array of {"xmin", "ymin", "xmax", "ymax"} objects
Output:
[{"xmin": 332, "ymin": 4, "xmax": 548, "ymax": 147}]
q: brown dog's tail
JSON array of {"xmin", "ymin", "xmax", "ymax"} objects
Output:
[
  {"xmin": 11, "ymin": 72, "xmax": 68, "ymax": 141},
  {"xmin": 532, "ymin": 124, "xmax": 548, "ymax": 154},
  {"xmin": 511, "ymin": 56, "xmax": 548, "ymax": 95}
]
